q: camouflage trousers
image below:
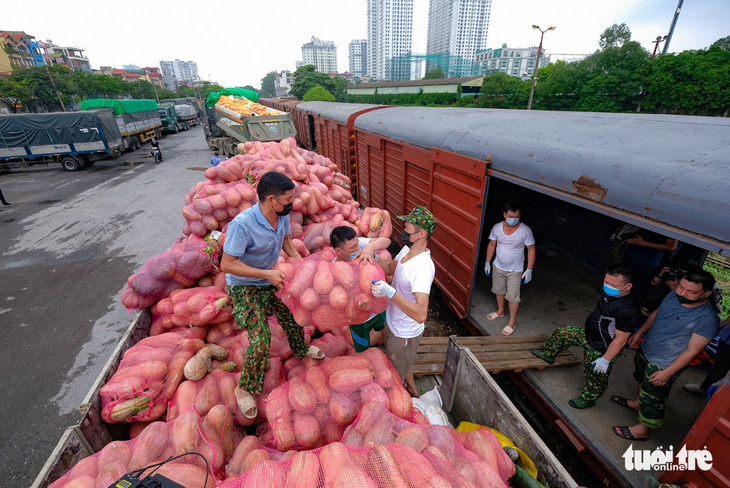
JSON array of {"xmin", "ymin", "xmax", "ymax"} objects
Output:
[
  {"xmin": 633, "ymin": 348, "xmax": 684, "ymax": 429},
  {"xmin": 229, "ymin": 285, "xmax": 309, "ymax": 394},
  {"xmin": 542, "ymin": 325, "xmax": 621, "ymax": 402}
]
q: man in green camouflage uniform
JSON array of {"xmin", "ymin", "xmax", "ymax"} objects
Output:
[
  {"xmin": 221, "ymin": 172, "xmax": 323, "ymax": 419},
  {"xmin": 531, "ymin": 267, "xmax": 638, "ymax": 408}
]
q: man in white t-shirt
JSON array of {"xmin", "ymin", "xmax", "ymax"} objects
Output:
[
  {"xmin": 372, "ymin": 206, "xmax": 436, "ymax": 398},
  {"xmin": 329, "ymin": 225, "xmax": 391, "ymax": 352},
  {"xmin": 484, "ymin": 201, "xmax": 536, "ymax": 336}
]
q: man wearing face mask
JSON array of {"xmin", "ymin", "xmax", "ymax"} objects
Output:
[
  {"xmin": 371, "ymin": 206, "xmax": 437, "ymax": 398},
  {"xmin": 220, "ymin": 172, "xmax": 325, "ymax": 420},
  {"xmin": 530, "ymin": 266, "xmax": 638, "ymax": 409},
  {"xmin": 484, "ymin": 200, "xmax": 536, "ymax": 336},
  {"xmin": 611, "ymin": 268, "xmax": 720, "ymax": 441},
  {"xmin": 329, "ymin": 225, "xmax": 391, "ymax": 352}
]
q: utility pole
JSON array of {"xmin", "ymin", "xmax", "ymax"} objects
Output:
[
  {"xmin": 527, "ymin": 25, "xmax": 555, "ymax": 110},
  {"xmin": 651, "ymin": 35, "xmax": 668, "ymax": 61},
  {"xmin": 44, "ymin": 64, "xmax": 66, "ymax": 111},
  {"xmin": 663, "ymin": 0, "xmax": 684, "ymax": 54}
]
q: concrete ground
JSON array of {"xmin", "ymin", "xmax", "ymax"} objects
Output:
[
  {"xmin": 469, "ymin": 249, "xmax": 712, "ymax": 487},
  {"xmin": 0, "ymin": 127, "xmax": 212, "ymax": 485}
]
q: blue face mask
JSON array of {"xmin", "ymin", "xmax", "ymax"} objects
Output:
[
  {"xmin": 603, "ymin": 283, "xmax": 622, "ymax": 297},
  {"xmin": 505, "ymin": 217, "xmax": 520, "ymax": 226},
  {"xmin": 347, "ymin": 251, "xmax": 359, "ymax": 261}
]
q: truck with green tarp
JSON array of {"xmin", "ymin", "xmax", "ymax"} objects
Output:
[
  {"xmin": 202, "ymin": 88, "xmax": 296, "ymax": 157},
  {"xmin": 80, "ymin": 99, "xmax": 162, "ymax": 152},
  {"xmin": 0, "ymin": 110, "xmax": 124, "ymax": 172}
]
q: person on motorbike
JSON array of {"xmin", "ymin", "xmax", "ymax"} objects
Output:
[{"xmin": 150, "ymin": 138, "xmax": 163, "ymax": 161}]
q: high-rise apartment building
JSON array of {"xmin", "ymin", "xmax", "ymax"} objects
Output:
[
  {"xmin": 367, "ymin": 0, "xmax": 414, "ymax": 81},
  {"xmin": 426, "ymin": 0, "xmax": 491, "ymax": 77},
  {"xmin": 159, "ymin": 59, "xmax": 199, "ymax": 82},
  {"xmin": 301, "ymin": 37, "xmax": 337, "ymax": 73},
  {"xmin": 474, "ymin": 43, "xmax": 551, "ymax": 79},
  {"xmin": 349, "ymin": 39, "xmax": 368, "ymax": 77}
]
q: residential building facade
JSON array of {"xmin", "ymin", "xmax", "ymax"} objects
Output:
[
  {"xmin": 348, "ymin": 39, "xmax": 368, "ymax": 78},
  {"xmin": 39, "ymin": 40, "xmax": 92, "ymax": 72},
  {"xmin": 426, "ymin": 0, "xmax": 491, "ymax": 77},
  {"xmin": 0, "ymin": 30, "xmax": 37, "ymax": 73},
  {"xmin": 160, "ymin": 59, "xmax": 199, "ymax": 83},
  {"xmin": 301, "ymin": 37, "xmax": 337, "ymax": 73},
  {"xmin": 474, "ymin": 43, "xmax": 551, "ymax": 79},
  {"xmin": 274, "ymin": 70, "xmax": 293, "ymax": 97},
  {"xmin": 367, "ymin": 0, "xmax": 414, "ymax": 81}
]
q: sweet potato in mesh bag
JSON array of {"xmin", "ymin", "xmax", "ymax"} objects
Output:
[
  {"xmin": 341, "ymin": 401, "xmax": 514, "ymax": 486},
  {"xmin": 121, "ymin": 235, "xmax": 220, "ymax": 310},
  {"xmin": 263, "ymin": 348, "xmax": 412, "ymax": 452},
  {"xmin": 48, "ymin": 407, "xmax": 239, "ymax": 488},
  {"xmin": 154, "ymin": 285, "xmax": 232, "ymax": 329},
  {"xmin": 276, "ymin": 249, "xmax": 388, "ymax": 333},
  {"xmin": 100, "ymin": 328, "xmax": 207, "ymax": 423},
  {"xmin": 182, "ymin": 181, "xmax": 258, "ymax": 237}
]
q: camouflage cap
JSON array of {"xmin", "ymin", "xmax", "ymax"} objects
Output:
[{"xmin": 397, "ymin": 206, "xmax": 437, "ymax": 234}]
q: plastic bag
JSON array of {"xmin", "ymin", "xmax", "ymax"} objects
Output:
[
  {"xmin": 263, "ymin": 347, "xmax": 413, "ymax": 451},
  {"xmin": 100, "ymin": 328, "xmax": 207, "ymax": 423},
  {"xmin": 121, "ymin": 235, "xmax": 220, "ymax": 310},
  {"xmin": 277, "ymin": 250, "xmax": 388, "ymax": 333},
  {"xmin": 411, "ymin": 386, "xmax": 452, "ymax": 427}
]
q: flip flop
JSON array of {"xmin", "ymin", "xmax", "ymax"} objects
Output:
[
  {"xmin": 306, "ymin": 345, "xmax": 325, "ymax": 359},
  {"xmin": 502, "ymin": 325, "xmax": 515, "ymax": 336},
  {"xmin": 611, "ymin": 395, "xmax": 638, "ymax": 412},
  {"xmin": 612, "ymin": 425, "xmax": 647, "ymax": 441},
  {"xmin": 234, "ymin": 387, "xmax": 258, "ymax": 419},
  {"xmin": 487, "ymin": 312, "xmax": 505, "ymax": 320}
]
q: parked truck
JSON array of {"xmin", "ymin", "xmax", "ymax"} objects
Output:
[
  {"xmin": 158, "ymin": 103, "xmax": 197, "ymax": 134},
  {"xmin": 0, "ymin": 110, "xmax": 123, "ymax": 172},
  {"xmin": 172, "ymin": 103, "xmax": 198, "ymax": 128},
  {"xmin": 202, "ymin": 89, "xmax": 296, "ymax": 158},
  {"xmin": 79, "ymin": 99, "xmax": 162, "ymax": 152}
]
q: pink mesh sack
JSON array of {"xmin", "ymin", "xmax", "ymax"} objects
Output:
[
  {"xmin": 100, "ymin": 328, "xmax": 207, "ymax": 423},
  {"xmin": 269, "ymin": 316, "xmax": 315, "ymax": 360},
  {"xmin": 225, "ymin": 435, "xmax": 300, "ymax": 480},
  {"xmin": 357, "ymin": 207, "xmax": 393, "ymax": 238},
  {"xmin": 277, "ymin": 250, "xmax": 388, "ymax": 333},
  {"xmin": 49, "ymin": 407, "xmax": 239, "ymax": 488},
  {"xmin": 154, "ymin": 286, "xmax": 232, "ymax": 329},
  {"xmin": 281, "ymin": 333, "xmax": 355, "ymax": 381},
  {"xmin": 182, "ymin": 182, "xmax": 258, "ymax": 237},
  {"xmin": 121, "ymin": 235, "xmax": 220, "ymax": 310},
  {"xmin": 341, "ymin": 402, "xmax": 514, "ymax": 487},
  {"xmin": 263, "ymin": 347, "xmax": 413, "ymax": 451}
]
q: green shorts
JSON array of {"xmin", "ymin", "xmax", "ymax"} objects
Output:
[{"xmin": 349, "ymin": 312, "xmax": 386, "ymax": 353}]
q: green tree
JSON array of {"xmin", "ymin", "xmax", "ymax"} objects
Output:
[
  {"xmin": 711, "ymin": 35, "xmax": 730, "ymax": 51},
  {"xmin": 533, "ymin": 60, "xmax": 589, "ymax": 110},
  {"xmin": 260, "ymin": 71, "xmax": 277, "ymax": 98},
  {"xmin": 290, "ymin": 65, "xmax": 337, "ymax": 100},
  {"xmin": 423, "ymin": 67, "xmax": 445, "ymax": 79},
  {"xmin": 0, "ymin": 76, "xmax": 35, "ymax": 112},
  {"xmin": 479, "ymin": 72, "xmax": 530, "ymax": 108},
  {"xmin": 599, "ymin": 23, "xmax": 632, "ymax": 50},
  {"xmin": 330, "ymin": 76, "xmax": 351, "ymax": 101},
  {"xmin": 177, "ymin": 85, "xmax": 195, "ymax": 97},
  {"xmin": 303, "ymin": 85, "xmax": 335, "ymax": 101}
]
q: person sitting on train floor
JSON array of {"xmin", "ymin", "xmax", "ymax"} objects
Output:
[
  {"xmin": 483, "ymin": 200, "xmax": 536, "ymax": 336},
  {"xmin": 684, "ymin": 315, "xmax": 730, "ymax": 396},
  {"xmin": 530, "ymin": 266, "xmax": 638, "ymax": 409},
  {"xmin": 613, "ymin": 223, "xmax": 678, "ymax": 309},
  {"xmin": 639, "ymin": 260, "xmax": 699, "ymax": 316},
  {"xmin": 329, "ymin": 225, "xmax": 391, "ymax": 353},
  {"xmin": 611, "ymin": 269, "xmax": 720, "ymax": 441}
]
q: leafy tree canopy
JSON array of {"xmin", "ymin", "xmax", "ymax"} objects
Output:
[
  {"xmin": 303, "ymin": 85, "xmax": 335, "ymax": 102},
  {"xmin": 599, "ymin": 23, "xmax": 632, "ymax": 50},
  {"xmin": 423, "ymin": 68, "xmax": 445, "ymax": 80},
  {"xmin": 290, "ymin": 66, "xmax": 337, "ymax": 100},
  {"xmin": 260, "ymin": 71, "xmax": 277, "ymax": 98}
]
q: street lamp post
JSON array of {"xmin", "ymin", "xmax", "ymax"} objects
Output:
[
  {"xmin": 527, "ymin": 25, "xmax": 555, "ymax": 110},
  {"xmin": 651, "ymin": 35, "xmax": 668, "ymax": 61}
]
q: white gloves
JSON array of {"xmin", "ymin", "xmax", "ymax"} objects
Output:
[
  {"xmin": 591, "ymin": 357, "xmax": 610, "ymax": 374},
  {"xmin": 521, "ymin": 269, "xmax": 533, "ymax": 284},
  {"xmin": 371, "ymin": 280, "xmax": 396, "ymax": 299},
  {"xmin": 484, "ymin": 262, "xmax": 491, "ymax": 276}
]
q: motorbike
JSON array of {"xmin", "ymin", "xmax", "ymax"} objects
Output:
[{"xmin": 151, "ymin": 148, "xmax": 162, "ymax": 164}]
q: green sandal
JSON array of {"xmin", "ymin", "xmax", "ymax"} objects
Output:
[
  {"xmin": 569, "ymin": 396, "xmax": 595, "ymax": 409},
  {"xmin": 529, "ymin": 349, "xmax": 555, "ymax": 365}
]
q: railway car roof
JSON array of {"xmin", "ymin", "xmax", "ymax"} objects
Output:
[
  {"xmin": 353, "ymin": 106, "xmax": 730, "ymax": 253},
  {"xmin": 298, "ymin": 102, "xmax": 383, "ymax": 124}
]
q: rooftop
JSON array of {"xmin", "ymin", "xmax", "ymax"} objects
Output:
[{"xmin": 348, "ymin": 76, "xmax": 482, "ymax": 90}]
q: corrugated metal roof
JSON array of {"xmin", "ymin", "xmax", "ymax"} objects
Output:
[
  {"xmin": 347, "ymin": 76, "xmax": 482, "ymax": 90},
  {"xmin": 353, "ymin": 106, "xmax": 730, "ymax": 250},
  {"xmin": 297, "ymin": 102, "xmax": 383, "ymax": 124}
]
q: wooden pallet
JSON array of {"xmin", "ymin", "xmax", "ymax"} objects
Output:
[{"xmin": 413, "ymin": 335, "xmax": 581, "ymax": 377}]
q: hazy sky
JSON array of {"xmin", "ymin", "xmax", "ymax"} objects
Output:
[{"xmin": 4, "ymin": 0, "xmax": 728, "ymax": 87}]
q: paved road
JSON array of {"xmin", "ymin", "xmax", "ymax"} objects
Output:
[{"xmin": 0, "ymin": 128, "xmax": 212, "ymax": 485}]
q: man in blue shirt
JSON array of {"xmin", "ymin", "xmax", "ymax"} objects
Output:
[
  {"xmin": 220, "ymin": 172, "xmax": 324, "ymax": 419},
  {"xmin": 210, "ymin": 151, "xmax": 222, "ymax": 167},
  {"xmin": 611, "ymin": 269, "xmax": 720, "ymax": 441}
]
